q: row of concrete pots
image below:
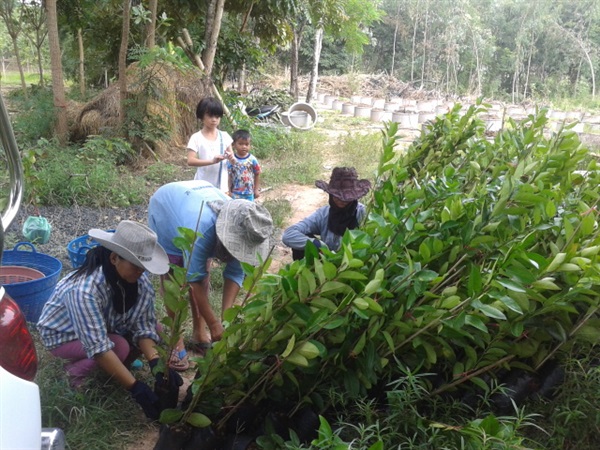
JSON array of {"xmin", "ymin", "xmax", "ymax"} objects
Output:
[{"xmin": 315, "ymin": 92, "xmax": 600, "ymax": 134}]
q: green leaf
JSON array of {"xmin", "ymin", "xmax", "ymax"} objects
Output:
[
  {"xmin": 323, "ymin": 316, "xmax": 346, "ymax": 330},
  {"xmin": 352, "ymin": 332, "xmax": 366, "ymax": 355},
  {"xmin": 281, "ymin": 335, "xmax": 296, "ymax": 358},
  {"xmin": 364, "ymin": 297, "xmax": 384, "ymax": 313},
  {"xmin": 320, "ymin": 281, "xmax": 351, "ymax": 295},
  {"xmin": 473, "ymin": 301, "xmax": 507, "ymax": 320},
  {"xmin": 498, "ymin": 295, "xmax": 523, "ymax": 314},
  {"xmin": 496, "ymin": 279, "xmax": 526, "ymax": 293},
  {"xmin": 465, "ymin": 314, "xmax": 488, "ymax": 333},
  {"xmin": 310, "ymin": 297, "xmax": 338, "ymax": 312},
  {"xmin": 468, "ymin": 264, "xmax": 482, "ymax": 296},
  {"xmin": 159, "ymin": 408, "xmax": 183, "ymax": 424},
  {"xmin": 368, "ymin": 441, "xmax": 384, "ymax": 450},
  {"xmin": 545, "ymin": 201, "xmax": 557, "ymax": 217},
  {"xmin": 545, "ymin": 252, "xmax": 566, "ymax": 273},
  {"xmin": 186, "ymin": 412, "xmax": 212, "ymax": 428},
  {"xmin": 416, "ymin": 269, "xmax": 438, "ymax": 282},
  {"xmin": 323, "ymin": 261, "xmax": 338, "ymax": 280},
  {"xmin": 470, "ymin": 376, "xmax": 490, "ymax": 393},
  {"xmin": 337, "ymin": 270, "xmax": 367, "ymax": 281},
  {"xmin": 314, "ymin": 259, "xmax": 326, "ymax": 284},
  {"xmin": 363, "ymin": 278, "xmax": 382, "ymax": 295},
  {"xmin": 382, "ymin": 331, "xmax": 395, "ymax": 353},
  {"xmin": 419, "ymin": 242, "xmax": 431, "ymax": 261}
]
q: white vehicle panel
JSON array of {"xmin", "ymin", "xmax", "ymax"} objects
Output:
[{"xmin": 0, "ymin": 365, "xmax": 42, "ymax": 450}]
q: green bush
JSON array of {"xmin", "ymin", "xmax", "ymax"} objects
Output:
[
  {"xmin": 9, "ymin": 86, "xmax": 55, "ymax": 146},
  {"xmin": 32, "ymin": 140, "xmax": 145, "ymax": 207},
  {"xmin": 158, "ymin": 102, "xmax": 600, "ymax": 447},
  {"xmin": 143, "ymin": 162, "xmax": 181, "ymax": 185}
]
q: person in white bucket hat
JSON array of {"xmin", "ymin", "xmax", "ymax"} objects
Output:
[
  {"xmin": 148, "ymin": 180, "xmax": 274, "ymax": 363},
  {"xmin": 37, "ymin": 220, "xmax": 182, "ymax": 421}
]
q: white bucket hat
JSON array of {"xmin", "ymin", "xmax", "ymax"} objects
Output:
[
  {"xmin": 88, "ymin": 220, "xmax": 169, "ymax": 275},
  {"xmin": 211, "ymin": 200, "xmax": 274, "ymax": 265}
]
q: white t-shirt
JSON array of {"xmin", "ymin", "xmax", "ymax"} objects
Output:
[{"xmin": 187, "ymin": 130, "xmax": 233, "ymax": 191}]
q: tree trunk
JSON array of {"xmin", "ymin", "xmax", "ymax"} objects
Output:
[
  {"xmin": 35, "ymin": 41, "xmax": 44, "ymax": 87},
  {"xmin": 511, "ymin": 45, "xmax": 521, "ymax": 103},
  {"xmin": 410, "ymin": 3, "xmax": 419, "ymax": 83},
  {"xmin": 390, "ymin": 0, "xmax": 401, "ymax": 77},
  {"xmin": 238, "ymin": 63, "xmax": 246, "ymax": 92},
  {"xmin": 78, "ymin": 28, "xmax": 85, "ymax": 97},
  {"xmin": 523, "ymin": 36, "xmax": 534, "ymax": 100},
  {"xmin": 419, "ymin": 0, "xmax": 429, "ymax": 89},
  {"xmin": 306, "ymin": 24, "xmax": 324, "ymax": 103},
  {"xmin": 203, "ymin": 0, "xmax": 216, "ymax": 56},
  {"xmin": 45, "ymin": 0, "xmax": 68, "ymax": 144},
  {"xmin": 289, "ymin": 21, "xmax": 305, "ymax": 99},
  {"xmin": 290, "ymin": 27, "xmax": 300, "ymax": 98},
  {"xmin": 145, "ymin": 0, "xmax": 157, "ymax": 48},
  {"xmin": 202, "ymin": 0, "xmax": 225, "ymax": 77},
  {"xmin": 118, "ymin": 0, "xmax": 130, "ymax": 132},
  {"xmin": 11, "ymin": 38, "xmax": 27, "ymax": 95}
]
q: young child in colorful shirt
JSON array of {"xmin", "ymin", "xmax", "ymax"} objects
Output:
[{"xmin": 227, "ymin": 129, "xmax": 261, "ymax": 201}]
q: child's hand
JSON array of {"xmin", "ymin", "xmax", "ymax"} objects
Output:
[
  {"xmin": 224, "ymin": 150, "xmax": 234, "ymax": 162},
  {"xmin": 254, "ymin": 189, "xmax": 260, "ymax": 199}
]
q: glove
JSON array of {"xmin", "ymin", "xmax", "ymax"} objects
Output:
[
  {"xmin": 129, "ymin": 380, "xmax": 160, "ymax": 420},
  {"xmin": 149, "ymin": 358, "xmax": 184, "ymax": 391},
  {"xmin": 149, "ymin": 358, "xmax": 183, "ymax": 410},
  {"xmin": 312, "ymin": 238, "xmax": 323, "ymax": 250}
]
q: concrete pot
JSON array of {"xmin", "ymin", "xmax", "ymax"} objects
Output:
[
  {"xmin": 354, "ymin": 105, "xmax": 372, "ymax": 118},
  {"xmin": 332, "ymin": 99, "xmax": 344, "ymax": 111},
  {"xmin": 393, "ymin": 112, "xmax": 419, "ymax": 128},
  {"xmin": 323, "ymin": 95, "xmax": 336, "ymax": 108},
  {"xmin": 372, "ymin": 98, "xmax": 385, "ymax": 109},
  {"xmin": 341, "ymin": 103, "xmax": 355, "ymax": 115},
  {"xmin": 418, "ymin": 112, "xmax": 436, "ymax": 123},
  {"xmin": 370, "ymin": 108, "xmax": 391, "ymax": 122},
  {"xmin": 287, "ymin": 102, "xmax": 318, "ymax": 130}
]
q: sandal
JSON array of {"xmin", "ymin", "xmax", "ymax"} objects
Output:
[
  {"xmin": 168, "ymin": 349, "xmax": 190, "ymax": 371},
  {"xmin": 188, "ymin": 341, "xmax": 212, "ymax": 357}
]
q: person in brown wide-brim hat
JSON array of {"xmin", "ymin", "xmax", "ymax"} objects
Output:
[{"xmin": 282, "ymin": 167, "xmax": 372, "ymax": 260}]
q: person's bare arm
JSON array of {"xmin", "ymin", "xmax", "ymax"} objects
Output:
[
  {"xmin": 189, "ymin": 279, "xmax": 224, "ymax": 341},
  {"xmin": 187, "ymin": 149, "xmax": 226, "ymax": 167},
  {"xmin": 94, "ymin": 350, "xmax": 136, "ymax": 389},
  {"xmin": 138, "ymin": 337, "xmax": 160, "ymax": 362},
  {"xmin": 254, "ymin": 172, "xmax": 261, "ymax": 199}
]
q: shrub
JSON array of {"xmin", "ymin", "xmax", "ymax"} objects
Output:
[
  {"xmin": 155, "ymin": 101, "xmax": 600, "ymax": 447},
  {"xmin": 32, "ymin": 140, "xmax": 145, "ymax": 206},
  {"xmin": 9, "ymin": 86, "xmax": 55, "ymax": 146}
]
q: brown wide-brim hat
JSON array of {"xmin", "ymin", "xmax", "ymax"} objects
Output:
[{"xmin": 315, "ymin": 167, "xmax": 372, "ymax": 202}]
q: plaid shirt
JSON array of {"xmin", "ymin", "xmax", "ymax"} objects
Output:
[{"xmin": 37, "ymin": 267, "xmax": 160, "ymax": 358}]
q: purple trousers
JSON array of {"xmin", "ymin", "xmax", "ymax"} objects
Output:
[{"xmin": 50, "ymin": 334, "xmax": 138, "ymax": 388}]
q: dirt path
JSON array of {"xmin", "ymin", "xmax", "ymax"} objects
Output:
[{"xmin": 262, "ymin": 184, "xmax": 328, "ymax": 273}]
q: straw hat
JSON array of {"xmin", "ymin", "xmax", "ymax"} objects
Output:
[
  {"xmin": 210, "ymin": 200, "xmax": 274, "ymax": 265},
  {"xmin": 89, "ymin": 220, "xmax": 169, "ymax": 275},
  {"xmin": 315, "ymin": 167, "xmax": 371, "ymax": 202}
]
